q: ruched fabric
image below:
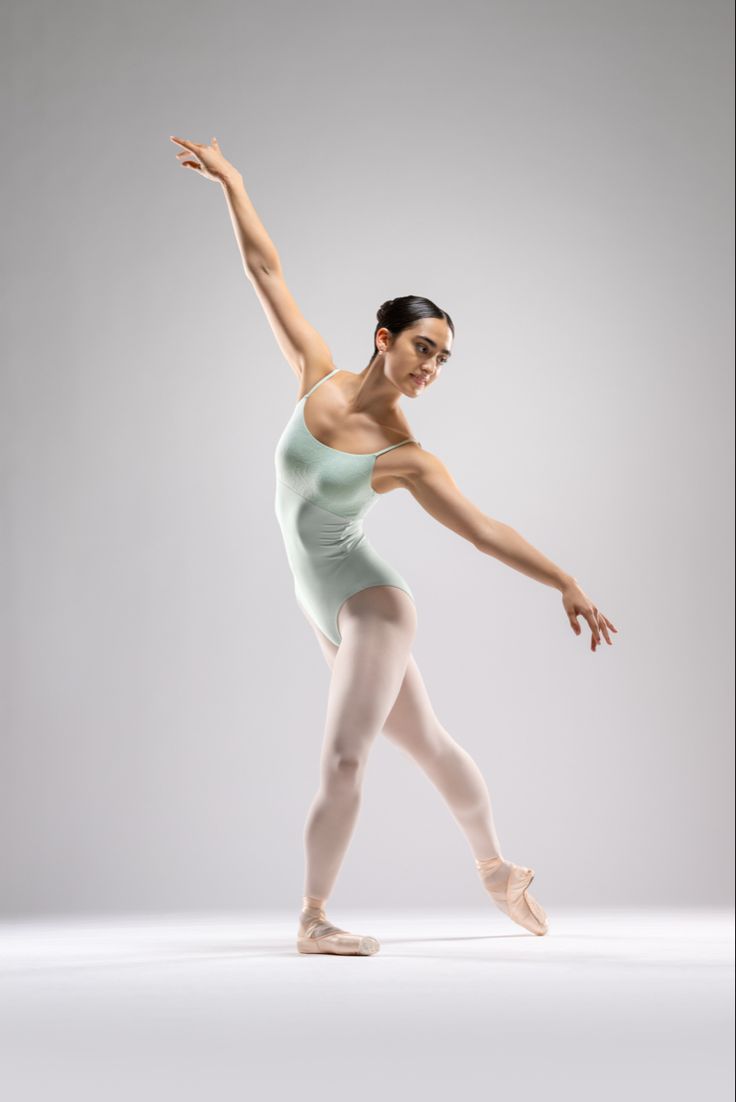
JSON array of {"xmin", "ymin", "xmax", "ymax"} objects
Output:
[{"xmin": 274, "ymin": 368, "xmax": 419, "ymax": 645}]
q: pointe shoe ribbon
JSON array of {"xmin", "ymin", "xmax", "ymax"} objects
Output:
[{"xmin": 475, "ymin": 856, "xmax": 549, "ymax": 936}]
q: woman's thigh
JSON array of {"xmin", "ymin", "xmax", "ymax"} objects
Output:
[
  {"xmin": 301, "ymin": 592, "xmax": 446, "ymax": 762},
  {"xmin": 320, "ymin": 587, "xmax": 416, "ymax": 760}
]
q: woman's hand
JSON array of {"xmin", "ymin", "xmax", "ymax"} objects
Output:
[
  {"xmin": 561, "ymin": 577, "xmax": 618, "ymax": 652},
  {"xmin": 169, "ymin": 135, "xmax": 241, "ymax": 185}
]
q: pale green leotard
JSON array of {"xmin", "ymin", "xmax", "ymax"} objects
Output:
[{"xmin": 274, "ymin": 368, "xmax": 420, "ymax": 645}]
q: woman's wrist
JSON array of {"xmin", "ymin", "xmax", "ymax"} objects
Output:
[
  {"xmin": 220, "ymin": 169, "xmax": 244, "ymax": 192},
  {"xmin": 557, "ymin": 572, "xmax": 578, "ymax": 593}
]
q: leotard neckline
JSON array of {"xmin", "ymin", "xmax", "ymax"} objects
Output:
[{"xmin": 299, "ymin": 369, "xmax": 419, "ymax": 458}]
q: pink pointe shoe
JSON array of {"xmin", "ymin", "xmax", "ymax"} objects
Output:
[
  {"xmin": 475, "ymin": 856, "xmax": 549, "ymax": 936},
  {"xmin": 297, "ymin": 897, "xmax": 380, "ymax": 956}
]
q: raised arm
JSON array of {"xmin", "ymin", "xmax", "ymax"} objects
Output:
[
  {"xmin": 399, "ymin": 448, "xmax": 618, "ymax": 652},
  {"xmin": 170, "ymin": 135, "xmax": 333, "ymax": 381}
]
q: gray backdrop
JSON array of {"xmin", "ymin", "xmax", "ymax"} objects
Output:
[{"xmin": 1, "ymin": 0, "xmax": 733, "ymax": 915}]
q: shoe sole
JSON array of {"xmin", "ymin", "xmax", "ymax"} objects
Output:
[{"xmin": 297, "ymin": 935, "xmax": 380, "ymax": 956}]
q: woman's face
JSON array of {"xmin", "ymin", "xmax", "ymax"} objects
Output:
[{"xmin": 378, "ymin": 319, "xmax": 454, "ymax": 397}]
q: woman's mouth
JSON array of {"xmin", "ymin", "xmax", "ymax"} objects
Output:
[{"xmin": 410, "ymin": 374, "xmax": 427, "ymax": 388}]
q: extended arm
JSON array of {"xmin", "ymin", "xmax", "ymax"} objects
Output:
[
  {"xmin": 220, "ymin": 172, "xmax": 334, "ymax": 377},
  {"xmin": 400, "ymin": 448, "xmax": 618, "ymax": 649},
  {"xmin": 169, "ymin": 135, "xmax": 334, "ymax": 379},
  {"xmin": 219, "ymin": 168, "xmax": 280, "ymax": 276},
  {"xmin": 402, "ymin": 450, "xmax": 572, "ymax": 591}
]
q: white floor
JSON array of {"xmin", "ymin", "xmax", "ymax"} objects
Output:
[{"xmin": 0, "ymin": 908, "xmax": 733, "ymax": 1101}]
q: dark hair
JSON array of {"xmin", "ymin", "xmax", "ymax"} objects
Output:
[{"xmin": 366, "ymin": 294, "xmax": 454, "ymax": 369}]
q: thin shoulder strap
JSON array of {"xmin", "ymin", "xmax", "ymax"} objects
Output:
[
  {"xmin": 375, "ymin": 438, "xmax": 421, "ymax": 457},
  {"xmin": 302, "ymin": 367, "xmax": 340, "ymax": 400}
]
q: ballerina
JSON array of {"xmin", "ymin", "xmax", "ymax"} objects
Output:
[{"xmin": 169, "ymin": 134, "xmax": 618, "ymax": 955}]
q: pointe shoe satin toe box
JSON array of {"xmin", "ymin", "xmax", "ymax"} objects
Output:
[
  {"xmin": 477, "ymin": 858, "xmax": 550, "ymax": 936},
  {"xmin": 296, "ymin": 913, "xmax": 381, "ymax": 956},
  {"xmin": 506, "ymin": 866, "xmax": 549, "ymax": 936}
]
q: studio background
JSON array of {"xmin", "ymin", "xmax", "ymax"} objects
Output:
[{"xmin": 1, "ymin": 0, "xmax": 733, "ymax": 916}]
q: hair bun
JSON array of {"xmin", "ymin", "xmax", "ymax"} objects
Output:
[{"xmin": 377, "ymin": 298, "xmax": 395, "ymax": 322}]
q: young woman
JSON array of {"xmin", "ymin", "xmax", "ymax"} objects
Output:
[{"xmin": 170, "ymin": 135, "xmax": 618, "ymax": 956}]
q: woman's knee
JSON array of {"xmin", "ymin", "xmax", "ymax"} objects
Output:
[{"xmin": 322, "ymin": 748, "xmax": 366, "ymax": 790}]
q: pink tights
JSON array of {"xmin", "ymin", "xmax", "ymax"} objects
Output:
[{"xmin": 299, "ymin": 585, "xmax": 504, "ymax": 905}]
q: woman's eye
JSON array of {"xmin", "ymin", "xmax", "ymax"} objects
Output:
[{"xmin": 417, "ymin": 344, "xmax": 446, "ymax": 364}]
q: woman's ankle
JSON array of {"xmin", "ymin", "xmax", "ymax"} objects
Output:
[
  {"xmin": 301, "ymin": 894, "xmax": 328, "ymax": 914},
  {"xmin": 474, "ymin": 853, "xmax": 505, "ymax": 870}
]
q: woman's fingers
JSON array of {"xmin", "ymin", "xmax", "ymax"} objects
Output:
[
  {"xmin": 596, "ymin": 613, "xmax": 612, "ymax": 645},
  {"xmin": 170, "ymin": 135, "xmax": 219, "ymax": 152},
  {"xmin": 593, "ymin": 612, "xmax": 618, "ymax": 647},
  {"xmin": 175, "ymin": 150, "xmax": 202, "ymax": 170},
  {"xmin": 562, "ymin": 583, "xmax": 618, "ymax": 652},
  {"xmin": 168, "ymin": 134, "xmax": 233, "ymax": 184},
  {"xmin": 582, "ymin": 608, "xmax": 601, "ymax": 647},
  {"xmin": 172, "ymin": 142, "xmax": 205, "ymax": 173},
  {"xmin": 169, "ymin": 135, "xmax": 199, "ymax": 150}
]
